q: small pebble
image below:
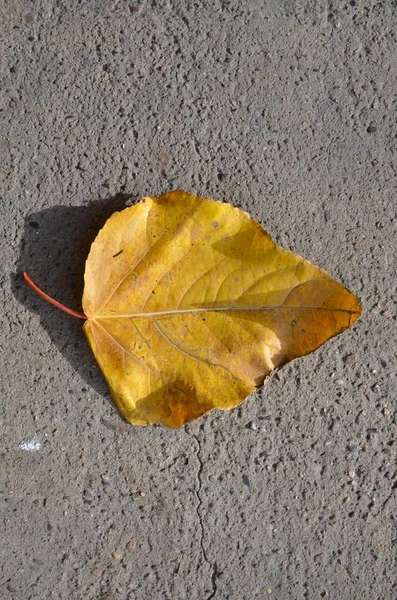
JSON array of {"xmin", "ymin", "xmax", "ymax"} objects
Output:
[
  {"xmin": 112, "ymin": 552, "xmax": 121, "ymax": 560},
  {"xmin": 348, "ymin": 444, "xmax": 361, "ymax": 453},
  {"xmin": 62, "ymin": 554, "xmax": 70, "ymax": 566},
  {"xmin": 92, "ymin": 569, "xmax": 102, "ymax": 578},
  {"xmin": 101, "ymin": 418, "xmax": 118, "ymax": 431},
  {"xmin": 247, "ymin": 421, "xmax": 258, "ymax": 431},
  {"xmin": 366, "ymin": 428, "xmax": 378, "ymax": 441},
  {"xmin": 101, "ymin": 474, "xmax": 110, "ymax": 482},
  {"xmin": 348, "ymin": 471, "xmax": 355, "ymax": 479},
  {"xmin": 24, "ymin": 12, "xmax": 36, "ymax": 24},
  {"xmin": 355, "ymin": 410, "xmax": 366, "ymax": 423},
  {"xmin": 344, "ymin": 353, "xmax": 357, "ymax": 365},
  {"xmin": 242, "ymin": 475, "xmax": 250, "ymax": 487},
  {"xmin": 367, "ymin": 125, "xmax": 377, "ymax": 133},
  {"xmin": 259, "ymin": 451, "xmax": 271, "ymax": 459},
  {"xmin": 126, "ymin": 539, "xmax": 134, "ymax": 550}
]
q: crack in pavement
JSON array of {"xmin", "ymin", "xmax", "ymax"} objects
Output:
[{"xmin": 189, "ymin": 431, "xmax": 218, "ymax": 600}]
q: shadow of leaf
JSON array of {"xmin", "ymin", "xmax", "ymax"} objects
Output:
[{"xmin": 12, "ymin": 193, "xmax": 138, "ymax": 415}]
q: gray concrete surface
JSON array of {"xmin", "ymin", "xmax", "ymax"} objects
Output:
[{"xmin": 1, "ymin": 1, "xmax": 396, "ymax": 599}]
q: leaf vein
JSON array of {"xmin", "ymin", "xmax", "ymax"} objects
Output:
[
  {"xmin": 151, "ymin": 317, "xmax": 246, "ymax": 383},
  {"xmin": 93, "ymin": 320, "xmax": 155, "ymax": 373},
  {"xmin": 96, "ymin": 305, "xmax": 359, "ymax": 319}
]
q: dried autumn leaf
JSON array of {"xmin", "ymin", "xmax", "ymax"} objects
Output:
[{"xmin": 25, "ymin": 190, "xmax": 361, "ymax": 428}]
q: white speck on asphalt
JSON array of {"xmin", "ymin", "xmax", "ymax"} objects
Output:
[{"xmin": 18, "ymin": 440, "xmax": 41, "ymax": 452}]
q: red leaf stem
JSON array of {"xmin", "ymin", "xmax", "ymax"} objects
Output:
[{"xmin": 23, "ymin": 272, "xmax": 87, "ymax": 320}]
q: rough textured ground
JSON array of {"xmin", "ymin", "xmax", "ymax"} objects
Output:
[{"xmin": 1, "ymin": 1, "xmax": 396, "ymax": 599}]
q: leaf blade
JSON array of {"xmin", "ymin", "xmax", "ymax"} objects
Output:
[{"xmin": 83, "ymin": 190, "xmax": 361, "ymax": 428}]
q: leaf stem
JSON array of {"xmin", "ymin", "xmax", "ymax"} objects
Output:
[{"xmin": 23, "ymin": 272, "xmax": 87, "ymax": 320}]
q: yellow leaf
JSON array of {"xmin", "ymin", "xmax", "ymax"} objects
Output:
[{"xmin": 81, "ymin": 190, "xmax": 361, "ymax": 428}]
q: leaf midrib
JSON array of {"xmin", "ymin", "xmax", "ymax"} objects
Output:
[{"xmin": 89, "ymin": 305, "xmax": 360, "ymax": 319}]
